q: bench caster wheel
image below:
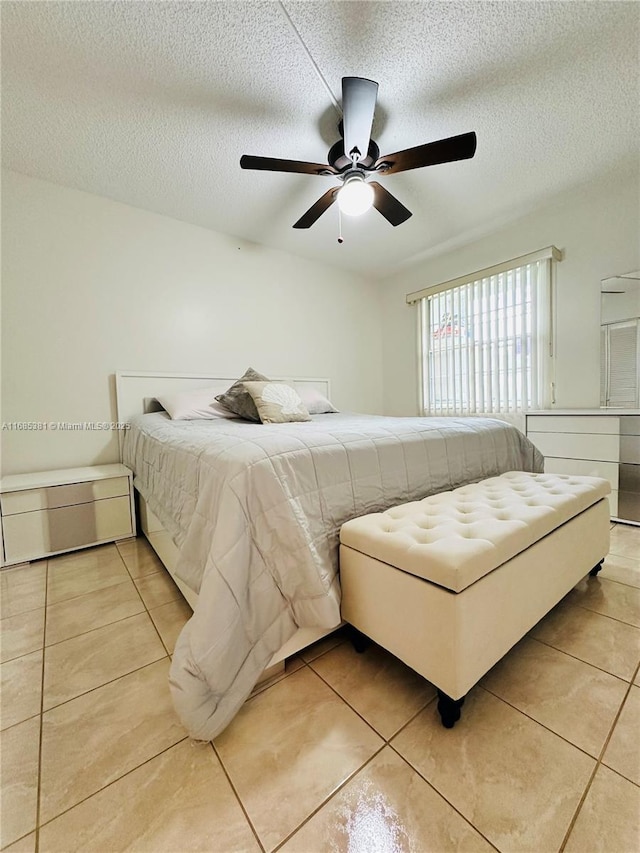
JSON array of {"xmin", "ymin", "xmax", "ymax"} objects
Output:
[
  {"xmin": 589, "ymin": 561, "xmax": 604, "ymax": 577},
  {"xmin": 437, "ymin": 690, "xmax": 465, "ymax": 728},
  {"xmin": 349, "ymin": 627, "xmax": 371, "ymax": 654}
]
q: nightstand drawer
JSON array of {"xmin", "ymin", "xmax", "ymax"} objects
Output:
[
  {"xmin": 2, "ymin": 496, "xmax": 133, "ymax": 563},
  {"xmin": 0, "ymin": 476, "xmax": 130, "ymax": 516}
]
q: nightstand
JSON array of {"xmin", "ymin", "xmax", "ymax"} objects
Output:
[{"xmin": 0, "ymin": 464, "xmax": 136, "ymax": 566}]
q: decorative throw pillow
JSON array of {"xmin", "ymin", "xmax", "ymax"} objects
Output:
[
  {"xmin": 242, "ymin": 381, "xmax": 311, "ymax": 424},
  {"xmin": 296, "ymin": 387, "xmax": 339, "ymax": 414},
  {"xmin": 215, "ymin": 367, "xmax": 270, "ymax": 421}
]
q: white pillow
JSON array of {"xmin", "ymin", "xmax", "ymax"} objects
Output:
[
  {"xmin": 296, "ymin": 387, "xmax": 339, "ymax": 414},
  {"xmin": 156, "ymin": 388, "xmax": 240, "ymax": 420}
]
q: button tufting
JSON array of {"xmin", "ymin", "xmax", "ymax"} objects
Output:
[{"xmin": 342, "ymin": 472, "xmax": 610, "ymax": 593}]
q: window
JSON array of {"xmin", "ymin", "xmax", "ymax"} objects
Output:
[
  {"xmin": 601, "ymin": 319, "xmax": 640, "ymax": 408},
  {"xmin": 408, "ymin": 247, "xmax": 561, "ymax": 416}
]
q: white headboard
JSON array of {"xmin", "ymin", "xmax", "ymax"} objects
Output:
[{"xmin": 115, "ymin": 370, "xmax": 331, "ymax": 426}]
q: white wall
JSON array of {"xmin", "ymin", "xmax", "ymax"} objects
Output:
[
  {"xmin": 601, "ymin": 279, "xmax": 640, "ymax": 324},
  {"xmin": 4, "ymin": 167, "xmax": 638, "ymax": 476},
  {"xmin": 1, "ymin": 170, "xmax": 383, "ymax": 475},
  {"xmin": 377, "ymin": 170, "xmax": 640, "ymax": 416}
]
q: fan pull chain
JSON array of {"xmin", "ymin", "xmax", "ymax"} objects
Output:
[{"xmin": 337, "ymin": 206, "xmax": 344, "ymax": 244}]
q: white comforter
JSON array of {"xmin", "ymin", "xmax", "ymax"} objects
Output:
[{"xmin": 123, "ymin": 412, "xmax": 543, "ymax": 740}]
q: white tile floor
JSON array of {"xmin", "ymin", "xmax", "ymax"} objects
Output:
[{"xmin": 1, "ymin": 524, "xmax": 639, "ymax": 852}]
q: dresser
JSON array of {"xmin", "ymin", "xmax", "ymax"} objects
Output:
[
  {"xmin": 525, "ymin": 410, "xmax": 640, "ymax": 525},
  {"xmin": 0, "ymin": 464, "xmax": 136, "ymax": 566}
]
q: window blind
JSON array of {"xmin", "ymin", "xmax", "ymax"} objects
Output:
[
  {"xmin": 602, "ymin": 320, "xmax": 640, "ymax": 408},
  {"xmin": 414, "ymin": 249, "xmax": 559, "ymax": 416}
]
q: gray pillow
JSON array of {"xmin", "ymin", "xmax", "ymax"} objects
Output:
[{"xmin": 215, "ymin": 367, "xmax": 270, "ymax": 421}]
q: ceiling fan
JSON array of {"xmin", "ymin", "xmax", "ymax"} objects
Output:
[{"xmin": 240, "ymin": 77, "xmax": 477, "ymax": 229}]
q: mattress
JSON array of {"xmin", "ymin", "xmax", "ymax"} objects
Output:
[{"xmin": 122, "ymin": 411, "xmax": 543, "ymax": 740}]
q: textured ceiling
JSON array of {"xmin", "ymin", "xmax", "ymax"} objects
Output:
[{"xmin": 2, "ymin": 1, "xmax": 639, "ymax": 278}]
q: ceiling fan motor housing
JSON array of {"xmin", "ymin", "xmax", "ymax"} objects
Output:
[{"xmin": 328, "ymin": 137, "xmax": 380, "ymax": 173}]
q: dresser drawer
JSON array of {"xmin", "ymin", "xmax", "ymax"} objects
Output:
[
  {"xmin": 528, "ymin": 431, "xmax": 620, "ymax": 463},
  {"xmin": 621, "ymin": 416, "xmax": 640, "ymax": 436},
  {"xmin": 542, "ymin": 457, "xmax": 619, "ymax": 489},
  {"xmin": 526, "ymin": 416, "xmax": 620, "ymax": 435},
  {"xmin": 2, "ymin": 496, "xmax": 133, "ymax": 563},
  {"xmin": 620, "ymin": 435, "xmax": 640, "ymax": 465},
  {"xmin": 0, "ymin": 477, "xmax": 130, "ymax": 516},
  {"xmin": 542, "ymin": 457, "xmax": 619, "ymax": 517}
]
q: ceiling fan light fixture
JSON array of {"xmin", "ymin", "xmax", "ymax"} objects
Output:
[{"xmin": 337, "ymin": 176, "xmax": 374, "ymax": 217}]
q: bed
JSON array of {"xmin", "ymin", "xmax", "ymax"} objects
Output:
[{"xmin": 116, "ymin": 371, "xmax": 544, "ymax": 741}]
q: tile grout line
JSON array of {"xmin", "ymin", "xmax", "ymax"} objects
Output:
[
  {"xmin": 386, "ymin": 690, "xmax": 438, "ymax": 740},
  {"xmin": 118, "ymin": 536, "xmax": 188, "ymax": 652},
  {"xmin": 39, "ymin": 655, "xmax": 170, "ymax": 716},
  {"xmin": 210, "ymin": 740, "xmax": 267, "ymax": 853},
  {"xmin": 4, "ymin": 595, "xmax": 174, "ymax": 664},
  {"xmin": 558, "ymin": 665, "xmax": 640, "ymax": 852},
  {"xmin": 385, "ymin": 729, "xmax": 501, "ymax": 852},
  {"xmin": 310, "ymin": 659, "xmax": 439, "ymax": 746},
  {"xmin": 34, "ymin": 546, "xmax": 181, "ymax": 838},
  {"xmin": 572, "ymin": 598, "xmax": 640, "ymax": 630},
  {"xmin": 478, "ymin": 682, "xmax": 613, "ymax": 764},
  {"xmin": 591, "ymin": 570, "xmax": 640, "ymax": 590},
  {"xmin": 44, "ymin": 542, "xmax": 178, "ymax": 685},
  {"xmin": 283, "ymin": 653, "xmax": 503, "ymax": 850},
  {"xmin": 303, "ymin": 640, "xmax": 446, "ymax": 744},
  {"xmin": 146, "ymin": 609, "xmax": 173, "ymax": 658},
  {"xmin": 0, "ymin": 601, "xmax": 43, "ymax": 618},
  {"xmin": 46, "ymin": 572, "xmax": 132, "ymax": 610},
  {"xmin": 259, "ymin": 639, "xmax": 437, "ymax": 745},
  {"xmin": 595, "ymin": 659, "xmax": 640, "ymax": 789},
  {"xmin": 549, "ymin": 598, "xmax": 640, "ymax": 628},
  {"xmin": 248, "ymin": 657, "xmax": 304, "ymax": 699},
  {"xmin": 601, "ymin": 566, "xmax": 640, "ymax": 585},
  {"xmin": 226, "ymin": 646, "xmax": 402, "ymax": 852},
  {"xmin": 1, "ymin": 711, "xmax": 41, "ymax": 735},
  {"xmin": 35, "ymin": 737, "xmax": 189, "ymax": 834},
  {"xmin": 2, "ymin": 590, "xmax": 143, "ymax": 663},
  {"xmin": 386, "ymin": 684, "xmax": 567, "ymax": 851},
  {"xmin": 118, "ymin": 545, "xmax": 175, "ymax": 658},
  {"xmin": 33, "ymin": 558, "xmax": 49, "ymax": 853},
  {"xmin": 0, "ymin": 561, "xmax": 49, "ymax": 621},
  {"xmin": 3, "ymin": 617, "xmax": 172, "ymax": 730},
  {"xmin": 386, "ymin": 749, "xmax": 501, "ymax": 853},
  {"xmin": 304, "ymin": 656, "xmax": 399, "ymax": 741},
  {"xmin": 269, "ymin": 744, "xmax": 389, "ymax": 853},
  {"xmin": 390, "ymin": 683, "xmax": 610, "ymax": 853},
  {"xmin": 527, "ymin": 634, "xmax": 636, "ymax": 684},
  {"xmin": 43, "ymin": 606, "xmax": 154, "ymax": 651},
  {"xmin": 33, "ymin": 543, "xmax": 190, "ymax": 835}
]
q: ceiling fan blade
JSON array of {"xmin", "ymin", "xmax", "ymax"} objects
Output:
[
  {"xmin": 369, "ymin": 182, "xmax": 412, "ymax": 226},
  {"xmin": 374, "ymin": 131, "xmax": 477, "ymax": 176},
  {"xmin": 240, "ymin": 155, "xmax": 337, "ymax": 176},
  {"xmin": 293, "ymin": 187, "xmax": 338, "ymax": 229},
  {"xmin": 342, "ymin": 77, "xmax": 378, "ymax": 164}
]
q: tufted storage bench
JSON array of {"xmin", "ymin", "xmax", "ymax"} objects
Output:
[{"xmin": 339, "ymin": 472, "xmax": 611, "ymax": 727}]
